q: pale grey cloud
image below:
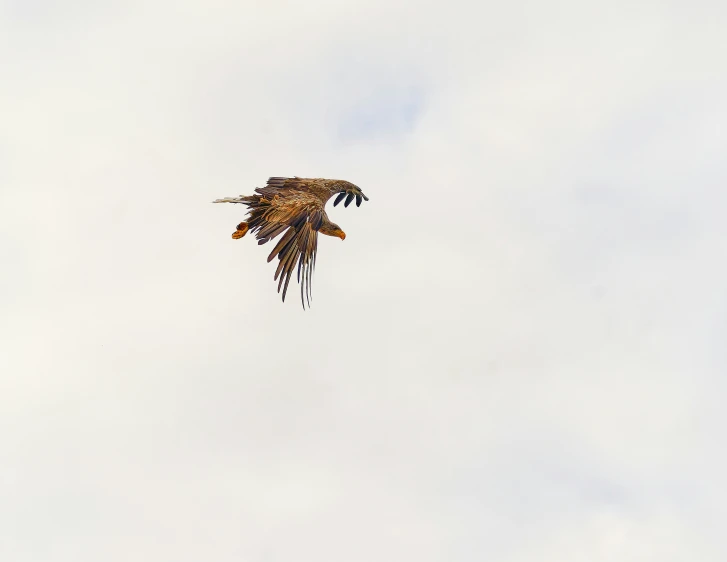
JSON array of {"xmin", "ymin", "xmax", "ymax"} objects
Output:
[{"xmin": 2, "ymin": 0, "xmax": 727, "ymax": 560}]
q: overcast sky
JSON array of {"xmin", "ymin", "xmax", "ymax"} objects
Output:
[{"xmin": 2, "ymin": 0, "xmax": 727, "ymax": 560}]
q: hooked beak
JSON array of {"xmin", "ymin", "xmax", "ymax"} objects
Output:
[{"xmin": 338, "ymin": 231, "xmax": 346, "ymax": 240}]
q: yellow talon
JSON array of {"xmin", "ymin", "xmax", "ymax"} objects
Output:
[{"xmin": 232, "ymin": 222, "xmax": 249, "ymax": 239}]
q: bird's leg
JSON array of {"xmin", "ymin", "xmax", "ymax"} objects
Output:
[{"xmin": 232, "ymin": 222, "xmax": 249, "ymax": 240}]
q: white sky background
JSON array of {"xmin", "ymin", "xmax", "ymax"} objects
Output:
[{"xmin": 2, "ymin": 0, "xmax": 727, "ymax": 560}]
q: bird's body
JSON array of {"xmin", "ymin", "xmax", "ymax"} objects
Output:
[{"xmin": 213, "ymin": 177, "xmax": 368, "ymax": 308}]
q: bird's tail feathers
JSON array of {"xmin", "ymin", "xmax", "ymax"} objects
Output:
[{"xmin": 212, "ymin": 196, "xmax": 251, "ymax": 204}]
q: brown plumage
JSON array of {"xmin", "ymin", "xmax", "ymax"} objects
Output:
[{"xmin": 213, "ymin": 177, "xmax": 369, "ymax": 308}]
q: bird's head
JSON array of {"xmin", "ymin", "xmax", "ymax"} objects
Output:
[{"xmin": 319, "ymin": 222, "xmax": 346, "ymax": 240}]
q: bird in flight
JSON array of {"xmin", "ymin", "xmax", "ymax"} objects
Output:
[{"xmin": 213, "ymin": 177, "xmax": 369, "ymax": 309}]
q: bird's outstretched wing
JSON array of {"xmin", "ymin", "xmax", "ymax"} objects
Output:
[
  {"xmin": 256, "ymin": 177, "xmax": 304, "ymax": 198},
  {"xmin": 262, "ymin": 177, "xmax": 370, "ymax": 208},
  {"xmin": 258, "ymin": 198, "xmax": 323, "ymax": 309}
]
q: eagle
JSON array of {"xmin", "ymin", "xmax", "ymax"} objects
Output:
[{"xmin": 213, "ymin": 177, "xmax": 369, "ymax": 309}]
